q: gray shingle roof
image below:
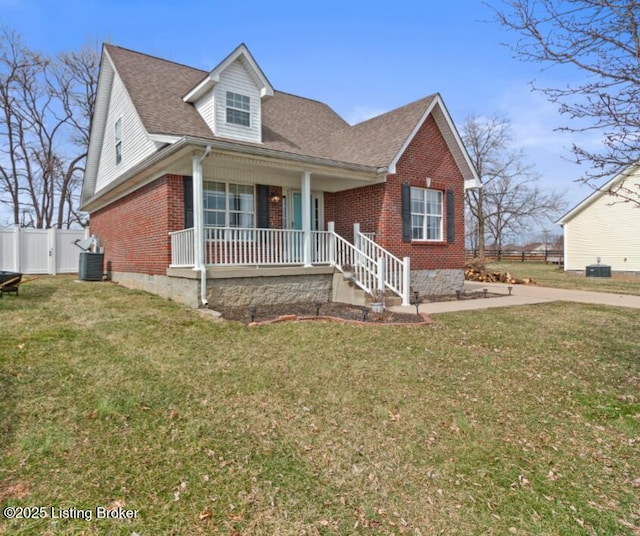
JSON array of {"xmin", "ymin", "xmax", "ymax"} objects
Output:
[{"xmin": 105, "ymin": 44, "xmax": 437, "ymax": 169}]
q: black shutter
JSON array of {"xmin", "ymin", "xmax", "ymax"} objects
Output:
[
  {"xmin": 183, "ymin": 176, "xmax": 193, "ymax": 229},
  {"xmin": 446, "ymin": 189, "xmax": 455, "ymax": 243},
  {"xmin": 402, "ymin": 183, "xmax": 411, "ymax": 243},
  {"xmin": 257, "ymin": 184, "xmax": 270, "ymax": 228}
]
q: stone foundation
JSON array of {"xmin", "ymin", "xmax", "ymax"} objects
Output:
[
  {"xmin": 110, "ymin": 271, "xmax": 200, "ymax": 308},
  {"xmin": 110, "ymin": 268, "xmax": 459, "ymax": 309},
  {"xmin": 410, "ymin": 268, "xmax": 464, "ymax": 296},
  {"xmin": 206, "ymin": 274, "xmax": 333, "ymax": 308}
]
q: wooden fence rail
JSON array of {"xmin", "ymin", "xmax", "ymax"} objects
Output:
[{"xmin": 466, "ymin": 249, "xmax": 564, "ymax": 264}]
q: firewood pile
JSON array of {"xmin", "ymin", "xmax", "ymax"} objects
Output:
[{"xmin": 464, "ymin": 259, "xmax": 535, "ymax": 285}]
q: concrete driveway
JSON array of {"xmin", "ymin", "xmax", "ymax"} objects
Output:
[{"xmin": 389, "ymin": 281, "xmax": 640, "ymax": 315}]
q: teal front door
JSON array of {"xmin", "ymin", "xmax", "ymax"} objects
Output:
[
  {"xmin": 292, "ymin": 192, "xmax": 303, "ymax": 231},
  {"xmin": 289, "ymin": 192, "xmax": 303, "ymax": 262}
]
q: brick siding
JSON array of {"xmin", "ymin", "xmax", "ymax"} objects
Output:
[
  {"xmin": 90, "ymin": 174, "xmax": 185, "ymax": 275},
  {"xmin": 327, "ymin": 114, "xmax": 465, "ymax": 270},
  {"xmin": 90, "ymin": 113, "xmax": 465, "ymax": 277}
]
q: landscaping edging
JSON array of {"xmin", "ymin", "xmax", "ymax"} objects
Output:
[{"xmin": 248, "ymin": 313, "xmax": 434, "ymax": 327}]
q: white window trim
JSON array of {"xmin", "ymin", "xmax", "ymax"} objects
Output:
[
  {"xmin": 410, "ymin": 187, "xmax": 443, "ymax": 242},
  {"xmin": 225, "ymin": 91, "xmax": 251, "ymax": 128},
  {"xmin": 203, "ymin": 180, "xmax": 255, "ymax": 229}
]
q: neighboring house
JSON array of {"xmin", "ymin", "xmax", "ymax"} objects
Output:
[
  {"xmin": 557, "ymin": 164, "xmax": 640, "ymax": 275},
  {"xmin": 81, "ymin": 43, "xmax": 481, "ymax": 308}
]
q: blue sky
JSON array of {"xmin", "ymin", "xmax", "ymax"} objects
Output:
[{"xmin": 2, "ymin": 0, "xmax": 597, "ymax": 234}]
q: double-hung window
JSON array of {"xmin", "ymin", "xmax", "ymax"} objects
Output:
[
  {"xmin": 114, "ymin": 118, "xmax": 122, "ymax": 165},
  {"xmin": 226, "ymin": 91, "xmax": 250, "ymax": 127},
  {"xmin": 410, "ymin": 187, "xmax": 443, "ymax": 241},
  {"xmin": 203, "ymin": 181, "xmax": 254, "ymax": 228}
]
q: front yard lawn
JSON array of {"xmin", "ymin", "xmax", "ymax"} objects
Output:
[{"xmin": 1, "ymin": 276, "xmax": 639, "ymax": 534}]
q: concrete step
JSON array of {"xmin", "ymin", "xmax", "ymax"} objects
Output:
[
  {"xmin": 384, "ymin": 295, "xmax": 403, "ymax": 307},
  {"xmin": 332, "ymin": 272, "xmax": 404, "ymax": 308}
]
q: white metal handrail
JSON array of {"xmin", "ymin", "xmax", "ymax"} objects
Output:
[
  {"xmin": 332, "ymin": 231, "xmax": 377, "ymax": 294},
  {"xmin": 353, "ymin": 224, "xmax": 411, "ymax": 306},
  {"xmin": 357, "ymin": 231, "xmax": 404, "ymax": 297}
]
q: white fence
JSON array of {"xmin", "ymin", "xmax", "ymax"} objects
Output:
[{"xmin": 0, "ymin": 227, "xmax": 87, "ymax": 274}]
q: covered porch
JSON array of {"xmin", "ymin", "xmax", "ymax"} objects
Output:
[
  {"xmin": 160, "ymin": 142, "xmax": 410, "ymax": 305},
  {"xmin": 169, "ymin": 222, "xmax": 411, "ymax": 306}
]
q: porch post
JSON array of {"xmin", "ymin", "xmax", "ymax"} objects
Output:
[
  {"xmin": 328, "ymin": 221, "xmax": 336, "ymax": 266},
  {"xmin": 302, "ymin": 170, "xmax": 312, "ymax": 267},
  {"xmin": 192, "ymin": 154, "xmax": 204, "ymax": 271},
  {"xmin": 353, "ymin": 222, "xmax": 361, "ymax": 269}
]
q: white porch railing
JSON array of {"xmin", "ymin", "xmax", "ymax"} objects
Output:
[
  {"xmin": 205, "ymin": 227, "xmax": 333, "ymax": 266},
  {"xmin": 169, "ymin": 222, "xmax": 410, "ymax": 305},
  {"xmin": 169, "ymin": 228, "xmax": 195, "ymax": 267},
  {"xmin": 170, "ymin": 227, "xmax": 331, "ymax": 267},
  {"xmin": 332, "ymin": 230, "xmax": 377, "ymax": 294},
  {"xmin": 354, "ymin": 224, "xmax": 410, "ymax": 304}
]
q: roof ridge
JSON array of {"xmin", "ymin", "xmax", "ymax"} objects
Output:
[
  {"xmin": 274, "ymin": 89, "xmax": 332, "ymax": 106},
  {"xmin": 103, "ymin": 43, "xmax": 207, "ymax": 75},
  {"xmin": 348, "ymin": 93, "xmax": 439, "ymax": 128}
]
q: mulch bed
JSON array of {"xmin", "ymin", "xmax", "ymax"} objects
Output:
[
  {"xmin": 218, "ymin": 301, "xmax": 428, "ymax": 325},
  {"xmin": 216, "ymin": 289, "xmax": 507, "ymax": 326}
]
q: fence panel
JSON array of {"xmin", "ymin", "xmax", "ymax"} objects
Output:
[
  {"xmin": 0, "ymin": 227, "xmax": 87, "ymax": 274},
  {"xmin": 56, "ymin": 230, "xmax": 87, "ymax": 273},
  {"xmin": 0, "ymin": 228, "xmax": 16, "ymax": 271},
  {"xmin": 466, "ymin": 249, "xmax": 564, "ymax": 263},
  {"xmin": 21, "ymin": 230, "xmax": 49, "ymax": 274}
]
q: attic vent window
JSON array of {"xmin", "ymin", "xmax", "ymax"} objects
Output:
[
  {"xmin": 226, "ymin": 91, "xmax": 250, "ymax": 127},
  {"xmin": 114, "ymin": 118, "xmax": 122, "ymax": 165}
]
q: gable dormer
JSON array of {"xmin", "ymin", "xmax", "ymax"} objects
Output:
[{"xmin": 184, "ymin": 44, "xmax": 273, "ymax": 144}]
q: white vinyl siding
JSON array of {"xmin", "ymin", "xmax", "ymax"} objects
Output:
[
  {"xmin": 213, "ymin": 59, "xmax": 261, "ymax": 142},
  {"xmin": 563, "ymin": 183, "xmax": 640, "ymax": 272},
  {"xmin": 194, "ymin": 89, "xmax": 215, "ymax": 134},
  {"xmin": 95, "ymin": 73, "xmax": 156, "ymax": 192},
  {"xmin": 411, "ymin": 187, "xmax": 443, "ymax": 241}
]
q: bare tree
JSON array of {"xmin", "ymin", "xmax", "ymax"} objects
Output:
[
  {"xmin": 54, "ymin": 45, "xmax": 99, "ymax": 228},
  {"xmin": 462, "ymin": 114, "xmax": 566, "ymax": 254},
  {"xmin": 0, "ymin": 28, "xmax": 98, "ymax": 228},
  {"xmin": 483, "ymin": 173, "xmax": 565, "ymax": 250},
  {"xmin": 491, "ymin": 0, "xmax": 640, "ymax": 204}
]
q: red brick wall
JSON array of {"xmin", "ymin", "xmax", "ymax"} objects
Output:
[
  {"xmin": 268, "ymin": 186, "xmax": 283, "ymax": 229},
  {"xmin": 329, "ymin": 114, "xmax": 465, "ymax": 270},
  {"xmin": 325, "ymin": 183, "xmax": 385, "ymax": 241},
  {"xmin": 90, "ymin": 174, "xmax": 185, "ymax": 275}
]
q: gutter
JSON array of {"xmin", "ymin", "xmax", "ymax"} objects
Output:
[{"xmin": 81, "ymin": 136, "xmax": 383, "ymax": 212}]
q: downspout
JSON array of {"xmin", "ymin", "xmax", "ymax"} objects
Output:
[{"xmin": 193, "ymin": 145, "xmax": 211, "ymax": 306}]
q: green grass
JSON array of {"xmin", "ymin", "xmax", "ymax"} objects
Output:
[
  {"xmin": 487, "ymin": 261, "xmax": 640, "ymax": 295},
  {"xmin": 1, "ymin": 276, "xmax": 640, "ymax": 534}
]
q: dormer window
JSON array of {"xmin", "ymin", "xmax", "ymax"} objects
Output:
[
  {"xmin": 226, "ymin": 91, "xmax": 250, "ymax": 127},
  {"xmin": 114, "ymin": 118, "xmax": 122, "ymax": 165}
]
